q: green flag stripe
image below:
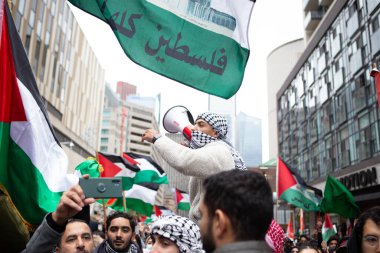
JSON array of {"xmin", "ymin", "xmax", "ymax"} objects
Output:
[
  {"xmin": 125, "ymin": 198, "xmax": 153, "ymax": 216},
  {"xmin": 0, "ymin": 123, "xmax": 62, "ymax": 224},
  {"xmin": 178, "ymin": 202, "xmax": 190, "ymax": 211},
  {"xmin": 134, "ymin": 170, "xmax": 168, "ymax": 185},
  {"xmin": 322, "ymin": 228, "xmax": 336, "ymax": 242},
  {"xmin": 281, "ymin": 188, "xmax": 320, "ymax": 211}
]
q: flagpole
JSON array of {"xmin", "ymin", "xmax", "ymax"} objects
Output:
[
  {"xmin": 122, "ymin": 190, "xmax": 127, "ymax": 212},
  {"xmin": 275, "ymin": 157, "xmax": 279, "ymax": 222},
  {"xmin": 102, "ymin": 199, "xmax": 107, "ymax": 229},
  {"xmin": 174, "ymin": 188, "xmax": 179, "ymax": 214},
  {"xmin": 119, "ymin": 150, "xmax": 128, "ymax": 213}
]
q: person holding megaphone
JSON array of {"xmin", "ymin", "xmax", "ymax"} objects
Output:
[{"xmin": 142, "ymin": 109, "xmax": 246, "ymax": 222}]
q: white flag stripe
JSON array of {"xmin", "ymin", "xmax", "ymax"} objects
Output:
[
  {"xmin": 10, "ymin": 79, "xmax": 77, "ymax": 191},
  {"xmin": 146, "ymin": 0, "xmax": 253, "ymax": 48},
  {"xmin": 124, "ymin": 185, "xmax": 156, "ymax": 204},
  {"xmin": 180, "ymin": 193, "xmax": 190, "ymax": 203},
  {"xmin": 114, "ymin": 162, "xmax": 137, "ymax": 178},
  {"xmin": 135, "ymin": 158, "xmax": 165, "ymax": 176}
]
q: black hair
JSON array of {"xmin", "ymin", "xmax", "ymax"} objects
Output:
[
  {"xmin": 299, "ymin": 245, "xmax": 319, "ymax": 253},
  {"xmin": 106, "ymin": 211, "xmax": 137, "ymax": 232},
  {"xmin": 203, "ymin": 170, "xmax": 273, "ymax": 240},
  {"xmin": 57, "ymin": 219, "xmax": 92, "ymax": 247},
  {"xmin": 352, "ymin": 206, "xmax": 380, "ymax": 251},
  {"xmin": 327, "ymin": 235, "xmax": 339, "ymax": 245}
]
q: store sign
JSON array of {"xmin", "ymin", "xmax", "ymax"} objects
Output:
[{"xmin": 339, "ymin": 167, "xmax": 378, "ymax": 191}]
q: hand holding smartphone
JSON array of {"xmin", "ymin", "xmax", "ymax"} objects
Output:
[{"xmin": 79, "ymin": 178, "xmax": 123, "ymax": 198}]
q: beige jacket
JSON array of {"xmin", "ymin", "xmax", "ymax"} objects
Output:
[{"xmin": 154, "ymin": 136, "xmax": 234, "ymax": 221}]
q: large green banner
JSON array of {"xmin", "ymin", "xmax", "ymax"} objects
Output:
[{"xmin": 68, "ymin": 0, "xmax": 254, "ymax": 99}]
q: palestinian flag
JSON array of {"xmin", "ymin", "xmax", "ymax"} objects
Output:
[
  {"xmin": 154, "ymin": 205, "xmax": 175, "ymax": 217},
  {"xmin": 322, "ymin": 213, "xmax": 336, "ymax": 242},
  {"xmin": 123, "ymin": 152, "xmax": 168, "ymax": 185},
  {"xmin": 175, "ymin": 188, "xmax": 190, "ymax": 211},
  {"xmin": 277, "ymin": 157, "xmax": 321, "ymax": 211},
  {"xmin": 98, "ymin": 152, "xmax": 168, "ymax": 189},
  {"xmin": 299, "ymin": 208, "xmax": 304, "ymax": 234},
  {"xmin": 0, "ymin": 1, "xmax": 76, "ymax": 228},
  {"xmin": 286, "ymin": 215, "xmax": 294, "ymax": 241},
  {"xmin": 68, "ymin": 0, "xmax": 255, "ymax": 99},
  {"xmin": 98, "ymin": 152, "xmax": 140, "ymax": 190},
  {"xmin": 154, "ymin": 205, "xmax": 162, "ymax": 217},
  {"xmin": 108, "ymin": 182, "xmax": 159, "ymax": 216}
]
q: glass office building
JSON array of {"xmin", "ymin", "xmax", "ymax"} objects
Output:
[{"xmin": 277, "ymin": 0, "xmax": 380, "ymax": 210}]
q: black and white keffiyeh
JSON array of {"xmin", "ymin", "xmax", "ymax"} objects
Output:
[
  {"xmin": 150, "ymin": 215, "xmax": 203, "ymax": 253},
  {"xmin": 103, "ymin": 240, "xmax": 139, "ymax": 253},
  {"xmin": 190, "ymin": 112, "xmax": 247, "ymax": 170}
]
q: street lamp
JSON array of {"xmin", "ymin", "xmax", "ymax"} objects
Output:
[{"xmin": 61, "ymin": 141, "xmax": 74, "ymax": 149}]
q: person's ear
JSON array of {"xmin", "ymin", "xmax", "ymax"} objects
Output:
[
  {"xmin": 213, "ymin": 209, "xmax": 230, "ymax": 239},
  {"xmin": 211, "ymin": 130, "xmax": 219, "ymax": 138}
]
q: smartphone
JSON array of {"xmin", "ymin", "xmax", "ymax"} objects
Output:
[{"xmin": 79, "ymin": 178, "xmax": 123, "ymax": 198}]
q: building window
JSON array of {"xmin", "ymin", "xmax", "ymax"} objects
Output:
[
  {"xmin": 290, "ymin": 131, "xmax": 298, "ymax": 157},
  {"xmin": 18, "ymin": 0, "xmax": 26, "ymax": 14},
  {"xmin": 311, "ymin": 144, "xmax": 320, "ymax": 180},
  {"xmin": 348, "ymin": 31, "xmax": 367, "ymax": 74},
  {"xmin": 14, "ymin": 12, "xmax": 22, "ymax": 31},
  {"xmin": 323, "ymin": 135, "xmax": 336, "ymax": 174},
  {"xmin": 309, "ymin": 114, "xmax": 318, "ymax": 144},
  {"xmin": 301, "ymin": 152, "xmax": 309, "ymax": 181},
  {"xmin": 24, "ymin": 25, "xmax": 32, "ymax": 55},
  {"xmin": 299, "ymin": 123, "xmax": 307, "ymax": 151},
  {"xmin": 333, "ymin": 56, "xmax": 345, "ymax": 90},
  {"xmin": 337, "ymin": 125, "xmax": 350, "ymax": 168},
  {"xmin": 39, "ymin": 44, "xmax": 48, "ymax": 81},
  {"xmin": 101, "ymin": 138, "xmax": 109, "ymax": 144},
  {"xmin": 335, "ymin": 90, "xmax": 347, "ymax": 125},
  {"xmin": 372, "ymin": 14, "xmax": 380, "ymax": 33},
  {"xmin": 351, "ymin": 73, "xmax": 367, "ymax": 112},
  {"xmin": 33, "ymin": 39, "xmax": 41, "ymax": 75},
  {"xmin": 101, "ymin": 129, "xmax": 109, "ymax": 135},
  {"xmin": 307, "ymin": 85, "xmax": 316, "ymax": 115},
  {"xmin": 330, "ymin": 21, "xmax": 342, "ymax": 57},
  {"xmin": 320, "ymin": 101, "xmax": 332, "ymax": 136},
  {"xmin": 50, "ymin": 52, "xmax": 58, "ymax": 93},
  {"xmin": 356, "ymin": 112, "xmax": 371, "ymax": 160},
  {"xmin": 36, "ymin": 2, "xmax": 45, "ymax": 38}
]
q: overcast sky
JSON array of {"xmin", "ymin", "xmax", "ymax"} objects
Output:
[{"xmin": 69, "ymin": 0, "xmax": 304, "ymax": 161}]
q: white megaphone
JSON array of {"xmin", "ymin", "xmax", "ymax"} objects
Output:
[{"xmin": 163, "ymin": 105, "xmax": 194, "ymax": 140}]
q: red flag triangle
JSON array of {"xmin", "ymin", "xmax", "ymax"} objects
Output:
[
  {"xmin": 277, "ymin": 157, "xmax": 297, "ymax": 198},
  {"xmin": 154, "ymin": 205, "xmax": 162, "ymax": 217},
  {"xmin": 175, "ymin": 188, "xmax": 183, "ymax": 203},
  {"xmin": 324, "ymin": 213, "xmax": 333, "ymax": 229},
  {"xmin": 98, "ymin": 153, "xmax": 122, "ymax": 177},
  {"xmin": 0, "ymin": 1, "xmax": 26, "ymax": 122}
]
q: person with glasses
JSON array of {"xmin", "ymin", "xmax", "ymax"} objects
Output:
[{"xmin": 348, "ymin": 206, "xmax": 380, "ymax": 253}]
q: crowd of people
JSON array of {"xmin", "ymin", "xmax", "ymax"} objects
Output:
[
  {"xmin": 283, "ymin": 206, "xmax": 380, "ymax": 253},
  {"xmin": 21, "ymin": 112, "xmax": 380, "ymax": 253}
]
